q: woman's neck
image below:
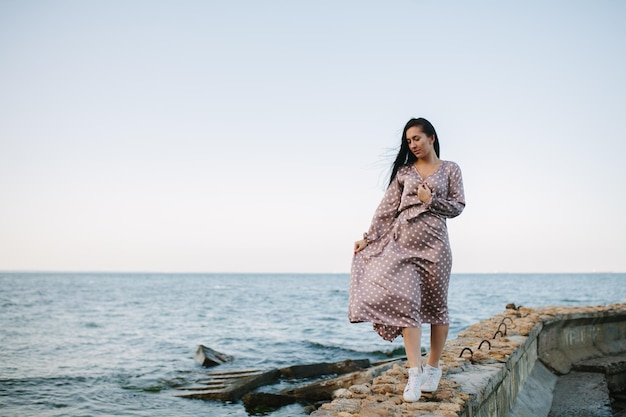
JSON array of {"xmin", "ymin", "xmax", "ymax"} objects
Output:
[{"xmin": 415, "ymin": 153, "xmax": 439, "ymax": 165}]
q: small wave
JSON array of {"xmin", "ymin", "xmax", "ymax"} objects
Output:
[
  {"xmin": 120, "ymin": 376, "xmax": 188, "ymax": 393},
  {"xmin": 560, "ymin": 298, "xmax": 587, "ymax": 303},
  {"xmin": 304, "ymin": 340, "xmax": 405, "ymax": 358},
  {"xmin": 371, "ymin": 346, "xmax": 407, "ymax": 357},
  {"xmin": 1, "ymin": 300, "xmax": 17, "ymax": 308}
]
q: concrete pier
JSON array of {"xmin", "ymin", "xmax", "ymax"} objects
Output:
[{"xmin": 311, "ymin": 303, "xmax": 626, "ymax": 417}]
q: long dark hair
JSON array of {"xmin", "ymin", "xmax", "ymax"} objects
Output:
[{"xmin": 388, "ymin": 117, "xmax": 440, "ymax": 187}]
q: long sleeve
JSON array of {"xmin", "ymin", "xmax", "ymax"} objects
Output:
[
  {"xmin": 365, "ymin": 175, "xmax": 403, "ymax": 243},
  {"xmin": 428, "ymin": 162, "xmax": 465, "ymax": 218}
]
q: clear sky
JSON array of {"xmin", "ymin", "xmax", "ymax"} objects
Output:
[{"xmin": 1, "ymin": 1, "xmax": 625, "ymax": 273}]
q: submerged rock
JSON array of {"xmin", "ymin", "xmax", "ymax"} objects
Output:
[{"xmin": 194, "ymin": 344, "xmax": 233, "ymax": 367}]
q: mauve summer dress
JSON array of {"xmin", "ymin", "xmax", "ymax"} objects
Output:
[{"xmin": 349, "ymin": 161, "xmax": 465, "ymax": 341}]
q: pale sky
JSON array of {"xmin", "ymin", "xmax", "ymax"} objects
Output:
[{"xmin": 1, "ymin": 1, "xmax": 625, "ymax": 273}]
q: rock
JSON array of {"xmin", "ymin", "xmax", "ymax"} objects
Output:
[
  {"xmin": 370, "ymin": 383, "xmax": 400, "ymax": 395},
  {"xmin": 194, "ymin": 344, "xmax": 233, "ymax": 367},
  {"xmin": 348, "ymin": 384, "xmax": 371, "ymax": 395},
  {"xmin": 434, "ymin": 390, "xmax": 453, "ymax": 400},
  {"xmin": 373, "ymin": 374, "xmax": 402, "ymax": 385},
  {"xmin": 332, "ymin": 388, "xmax": 349, "ymax": 398},
  {"xmin": 316, "ymin": 398, "xmax": 362, "ymax": 414}
]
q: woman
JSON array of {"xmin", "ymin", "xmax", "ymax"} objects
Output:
[{"xmin": 349, "ymin": 117, "xmax": 465, "ymax": 402}]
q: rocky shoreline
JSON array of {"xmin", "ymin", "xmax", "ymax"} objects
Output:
[{"xmin": 311, "ymin": 302, "xmax": 626, "ymax": 417}]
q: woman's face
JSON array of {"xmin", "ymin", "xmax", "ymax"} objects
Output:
[{"xmin": 406, "ymin": 126, "xmax": 435, "ymax": 159}]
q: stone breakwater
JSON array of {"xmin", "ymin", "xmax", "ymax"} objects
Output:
[{"xmin": 311, "ymin": 303, "xmax": 626, "ymax": 417}]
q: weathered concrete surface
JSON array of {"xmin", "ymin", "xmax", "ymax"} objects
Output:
[
  {"xmin": 310, "ymin": 303, "xmax": 626, "ymax": 417},
  {"xmin": 242, "ymin": 391, "xmax": 297, "ymax": 411},
  {"xmin": 177, "ymin": 368, "xmax": 280, "ymax": 401},
  {"xmin": 538, "ymin": 311, "xmax": 626, "ymax": 375},
  {"xmin": 279, "ymin": 359, "xmax": 371, "ymax": 379},
  {"xmin": 179, "ymin": 358, "xmax": 374, "ymax": 403},
  {"xmin": 574, "ymin": 352, "xmax": 626, "ymax": 392},
  {"xmin": 284, "ymin": 360, "xmax": 400, "ymax": 403},
  {"xmin": 509, "ymin": 361, "xmax": 557, "ymax": 417},
  {"xmin": 548, "ymin": 371, "xmax": 612, "ymax": 417}
]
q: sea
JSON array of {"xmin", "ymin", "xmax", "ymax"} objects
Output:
[{"xmin": 1, "ymin": 272, "xmax": 625, "ymax": 417}]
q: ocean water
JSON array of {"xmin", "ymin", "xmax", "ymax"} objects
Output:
[{"xmin": 1, "ymin": 272, "xmax": 625, "ymax": 416}]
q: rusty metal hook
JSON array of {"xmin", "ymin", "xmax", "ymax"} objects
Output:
[
  {"xmin": 478, "ymin": 339, "xmax": 491, "ymax": 350},
  {"xmin": 500, "ymin": 317, "xmax": 515, "ymax": 330},
  {"xmin": 459, "ymin": 347, "xmax": 473, "ymax": 361},
  {"xmin": 497, "ymin": 322, "xmax": 508, "ymax": 336},
  {"xmin": 493, "ymin": 330, "xmax": 504, "ymax": 339}
]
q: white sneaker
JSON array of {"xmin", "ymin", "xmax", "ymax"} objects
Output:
[
  {"xmin": 403, "ymin": 367, "xmax": 423, "ymax": 402},
  {"xmin": 421, "ymin": 364, "xmax": 442, "ymax": 392}
]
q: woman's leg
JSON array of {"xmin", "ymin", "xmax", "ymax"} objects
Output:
[
  {"xmin": 402, "ymin": 326, "xmax": 424, "ymax": 401},
  {"xmin": 428, "ymin": 324, "xmax": 449, "ymax": 367},
  {"xmin": 420, "ymin": 323, "xmax": 448, "ymax": 392},
  {"xmin": 402, "ymin": 327, "xmax": 423, "ymax": 368}
]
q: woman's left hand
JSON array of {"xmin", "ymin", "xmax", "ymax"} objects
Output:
[
  {"xmin": 354, "ymin": 239, "xmax": 368, "ymax": 254},
  {"xmin": 418, "ymin": 182, "xmax": 433, "ymax": 204}
]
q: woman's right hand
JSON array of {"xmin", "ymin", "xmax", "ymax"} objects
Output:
[{"xmin": 354, "ymin": 239, "xmax": 368, "ymax": 254}]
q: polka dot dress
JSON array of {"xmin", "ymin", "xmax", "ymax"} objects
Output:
[{"xmin": 349, "ymin": 161, "xmax": 465, "ymax": 342}]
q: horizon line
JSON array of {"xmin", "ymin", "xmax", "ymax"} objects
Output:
[{"xmin": 1, "ymin": 270, "xmax": 624, "ymax": 275}]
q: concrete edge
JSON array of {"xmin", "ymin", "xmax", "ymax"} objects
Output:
[{"xmin": 309, "ymin": 303, "xmax": 626, "ymax": 417}]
